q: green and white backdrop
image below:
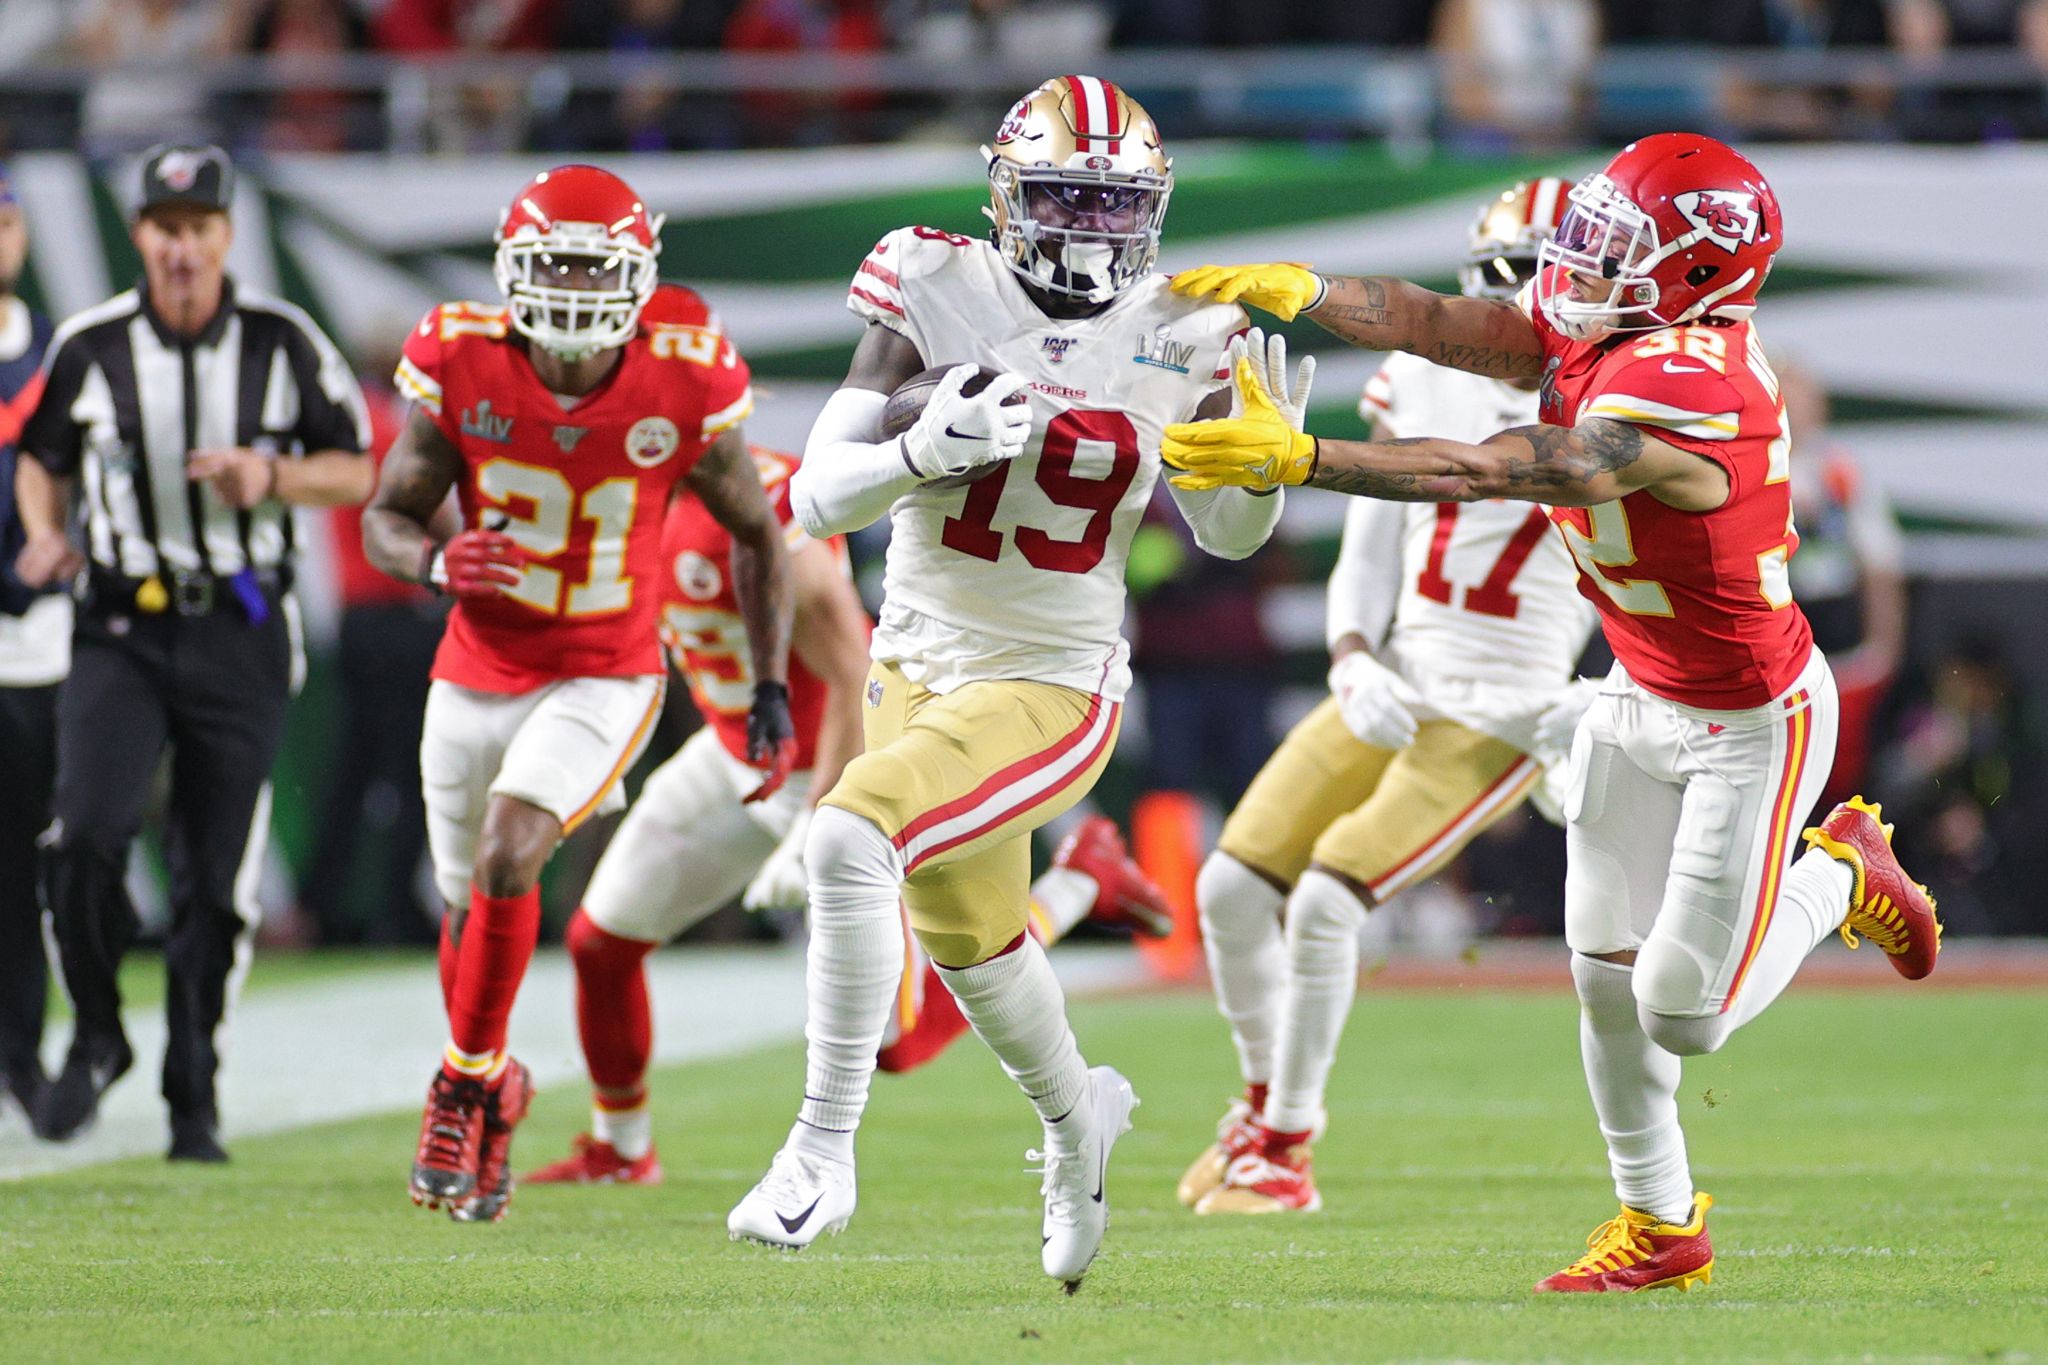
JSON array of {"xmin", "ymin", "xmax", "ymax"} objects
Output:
[{"xmin": 7, "ymin": 143, "xmax": 2041, "ymax": 919}]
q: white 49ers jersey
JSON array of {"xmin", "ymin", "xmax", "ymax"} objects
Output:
[
  {"xmin": 848, "ymin": 225, "xmax": 1246, "ymax": 700},
  {"xmin": 1336, "ymin": 351, "xmax": 1594, "ymax": 746}
]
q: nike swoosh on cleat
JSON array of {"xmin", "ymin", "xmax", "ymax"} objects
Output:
[
  {"xmin": 778, "ymin": 1195, "xmax": 824, "ymax": 1235},
  {"xmin": 1093, "ymin": 1148, "xmax": 1106, "ymax": 1203}
]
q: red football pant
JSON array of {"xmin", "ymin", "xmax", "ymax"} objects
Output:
[
  {"xmin": 445, "ymin": 884, "xmax": 542, "ymax": 1061},
  {"xmin": 566, "ymin": 907, "xmax": 656, "ymax": 1104}
]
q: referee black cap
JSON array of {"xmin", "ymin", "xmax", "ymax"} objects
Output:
[{"xmin": 138, "ymin": 144, "xmax": 235, "ymax": 216}]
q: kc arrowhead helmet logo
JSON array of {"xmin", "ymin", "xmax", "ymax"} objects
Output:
[{"xmin": 1673, "ymin": 190, "xmax": 1761, "ymax": 254}]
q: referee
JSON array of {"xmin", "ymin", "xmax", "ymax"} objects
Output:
[{"xmin": 12, "ymin": 145, "xmax": 372, "ymax": 1161}]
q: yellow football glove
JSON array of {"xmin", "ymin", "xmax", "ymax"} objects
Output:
[
  {"xmin": 1169, "ymin": 262, "xmax": 1324, "ymax": 321},
  {"xmin": 1161, "ymin": 356, "xmax": 1319, "ymax": 491}
]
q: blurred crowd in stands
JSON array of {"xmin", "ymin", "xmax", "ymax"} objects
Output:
[{"xmin": 2, "ymin": 0, "xmax": 2047, "ymax": 153}]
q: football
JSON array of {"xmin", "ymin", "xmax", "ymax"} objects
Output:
[{"xmin": 879, "ymin": 364, "xmax": 1025, "ymax": 489}]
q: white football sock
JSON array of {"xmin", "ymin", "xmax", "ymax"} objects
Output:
[
  {"xmin": 1196, "ymin": 852, "xmax": 1287, "ymax": 1088},
  {"xmin": 593, "ymin": 1103, "xmax": 652, "ymax": 1161},
  {"xmin": 938, "ymin": 935, "xmax": 1091, "ymax": 1142},
  {"xmin": 1266, "ymin": 869, "xmax": 1368, "ymax": 1134},
  {"xmin": 1719, "ymin": 847, "xmax": 1854, "ymax": 1032},
  {"xmin": 1574, "ymin": 954, "xmax": 1693, "ymax": 1224},
  {"xmin": 1027, "ymin": 866, "xmax": 1098, "ymax": 945},
  {"xmin": 793, "ymin": 807, "xmax": 906, "ymax": 1158}
]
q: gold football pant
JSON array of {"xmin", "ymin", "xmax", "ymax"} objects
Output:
[
  {"xmin": 823, "ymin": 662, "xmax": 1120, "ymax": 967},
  {"xmin": 1218, "ymin": 697, "xmax": 1542, "ymax": 899}
]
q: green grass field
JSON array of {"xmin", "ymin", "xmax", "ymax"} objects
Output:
[{"xmin": 5, "ymin": 986, "xmax": 2045, "ymax": 1364}]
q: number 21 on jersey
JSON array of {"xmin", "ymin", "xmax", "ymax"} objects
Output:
[{"xmin": 476, "ymin": 457, "xmax": 636, "ymax": 616}]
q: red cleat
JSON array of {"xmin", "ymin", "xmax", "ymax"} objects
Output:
[
  {"xmin": 524, "ymin": 1133, "xmax": 664, "ymax": 1186},
  {"xmin": 410, "ymin": 1067, "xmax": 488, "ymax": 1210},
  {"xmin": 1534, "ymin": 1193, "xmax": 1715, "ymax": 1294},
  {"xmin": 1176, "ymin": 1092, "xmax": 1264, "ymax": 1208},
  {"xmin": 453, "ymin": 1058, "xmax": 534, "ymax": 1223},
  {"xmin": 1804, "ymin": 796, "xmax": 1941, "ymax": 981},
  {"xmin": 1055, "ymin": 816, "xmax": 1173, "ymax": 938},
  {"xmin": 1194, "ymin": 1122, "xmax": 1321, "ymax": 1215}
]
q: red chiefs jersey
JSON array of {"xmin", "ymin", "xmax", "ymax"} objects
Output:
[
  {"xmin": 1524, "ymin": 284, "xmax": 1812, "ymax": 709},
  {"xmin": 396, "ymin": 284, "xmax": 754, "ymax": 693},
  {"xmin": 660, "ymin": 447, "xmax": 850, "ymax": 771}
]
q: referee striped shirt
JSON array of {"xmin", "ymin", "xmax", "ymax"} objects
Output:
[{"xmin": 21, "ymin": 278, "xmax": 369, "ymax": 579}]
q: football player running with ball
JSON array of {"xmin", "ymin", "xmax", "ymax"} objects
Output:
[
  {"xmin": 1165, "ymin": 134, "xmax": 1940, "ymax": 1293},
  {"xmin": 1184, "ymin": 180, "xmax": 1600, "ymax": 1219},
  {"xmin": 363, "ymin": 166, "xmax": 793, "ymax": 1222},
  {"xmin": 520, "ymin": 445, "xmax": 1173, "ymax": 1185},
  {"xmin": 726, "ymin": 76, "xmax": 1300, "ymax": 1290}
]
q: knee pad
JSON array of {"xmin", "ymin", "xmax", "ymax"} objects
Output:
[
  {"xmin": 1287, "ymin": 869, "xmax": 1368, "ymax": 953},
  {"xmin": 1197, "ymin": 851, "xmax": 1285, "ymax": 940},
  {"xmin": 1637, "ymin": 1005, "xmax": 1731, "ymax": 1057},
  {"xmin": 807, "ymin": 806, "xmax": 904, "ymax": 916},
  {"xmin": 1632, "ymin": 922, "xmax": 1720, "ymax": 1023}
]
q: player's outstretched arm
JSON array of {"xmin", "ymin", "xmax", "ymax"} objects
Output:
[
  {"xmin": 1165, "ymin": 386, "xmax": 1283, "ymax": 561},
  {"xmin": 1163, "ymin": 359, "xmax": 1727, "ymax": 509},
  {"xmin": 362, "ymin": 405, "xmax": 464, "ymax": 586},
  {"xmin": 1307, "ymin": 419, "xmax": 1727, "ymax": 509},
  {"xmin": 1171, "ymin": 263, "xmax": 1544, "ymax": 381},
  {"xmin": 789, "ymin": 323, "xmax": 929, "ymax": 539}
]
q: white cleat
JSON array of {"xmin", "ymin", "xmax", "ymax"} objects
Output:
[
  {"xmin": 727, "ymin": 1145, "xmax": 857, "ymax": 1250},
  {"xmin": 1033, "ymin": 1065, "xmax": 1138, "ymax": 1293}
]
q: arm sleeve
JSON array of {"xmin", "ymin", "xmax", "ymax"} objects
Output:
[
  {"xmin": 287, "ymin": 316, "xmax": 372, "ymax": 453},
  {"xmin": 1166, "ymin": 482, "xmax": 1283, "ymax": 562},
  {"xmin": 790, "ymin": 387, "xmax": 921, "ymax": 540},
  {"xmin": 1325, "ymin": 496, "xmax": 1405, "ymax": 651},
  {"xmin": 18, "ymin": 332, "xmax": 89, "ymax": 476}
]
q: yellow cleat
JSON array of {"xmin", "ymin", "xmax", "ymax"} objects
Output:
[
  {"xmin": 1803, "ymin": 796, "xmax": 1941, "ymax": 980},
  {"xmin": 1534, "ymin": 1192, "xmax": 1715, "ymax": 1294}
]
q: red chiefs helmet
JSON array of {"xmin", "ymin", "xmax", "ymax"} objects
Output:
[
  {"xmin": 1533, "ymin": 133, "xmax": 1782, "ymax": 342},
  {"xmin": 493, "ymin": 165, "xmax": 664, "ymax": 360}
]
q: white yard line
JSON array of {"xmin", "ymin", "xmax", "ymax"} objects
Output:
[{"xmin": 0, "ymin": 944, "xmax": 1144, "ymax": 1181}]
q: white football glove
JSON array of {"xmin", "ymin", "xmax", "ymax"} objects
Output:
[
  {"xmin": 1328, "ymin": 651, "xmax": 1423, "ymax": 750},
  {"xmin": 1533, "ymin": 676, "xmax": 1603, "ymax": 769},
  {"xmin": 742, "ymin": 807, "xmax": 812, "ymax": 914},
  {"xmin": 900, "ymin": 365, "xmax": 1034, "ymax": 482},
  {"xmin": 1234, "ymin": 326, "xmax": 1317, "ymax": 432}
]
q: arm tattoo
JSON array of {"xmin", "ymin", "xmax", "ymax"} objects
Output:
[
  {"xmin": 1496, "ymin": 421, "xmax": 1644, "ymax": 493},
  {"xmin": 1309, "ymin": 276, "xmax": 1544, "ymax": 380},
  {"xmin": 1308, "ymin": 438, "xmax": 1455, "ymax": 502},
  {"xmin": 361, "ymin": 407, "xmax": 462, "ymax": 582}
]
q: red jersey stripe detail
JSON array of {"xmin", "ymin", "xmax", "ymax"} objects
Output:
[
  {"xmin": 859, "ymin": 258, "xmax": 900, "ymax": 289},
  {"xmin": 1722, "ymin": 694, "xmax": 1812, "ymax": 1010},
  {"xmin": 849, "ymin": 286, "xmax": 904, "ymax": 318}
]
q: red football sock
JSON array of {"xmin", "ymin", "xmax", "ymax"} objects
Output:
[
  {"xmin": 445, "ymin": 883, "xmax": 543, "ymax": 1061},
  {"xmin": 437, "ymin": 912, "xmax": 461, "ymax": 1014},
  {"xmin": 565, "ymin": 907, "xmax": 656, "ymax": 1099},
  {"xmin": 875, "ymin": 963, "xmax": 971, "ymax": 1074}
]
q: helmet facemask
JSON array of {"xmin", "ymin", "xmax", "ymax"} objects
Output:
[
  {"xmin": 494, "ymin": 221, "xmax": 659, "ymax": 362},
  {"xmin": 1534, "ymin": 175, "xmax": 1664, "ymax": 342},
  {"xmin": 987, "ymin": 158, "xmax": 1169, "ymax": 305}
]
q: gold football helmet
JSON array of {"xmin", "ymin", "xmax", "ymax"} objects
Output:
[
  {"xmin": 983, "ymin": 75, "xmax": 1172, "ymax": 304},
  {"xmin": 1460, "ymin": 176, "xmax": 1570, "ymax": 300}
]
